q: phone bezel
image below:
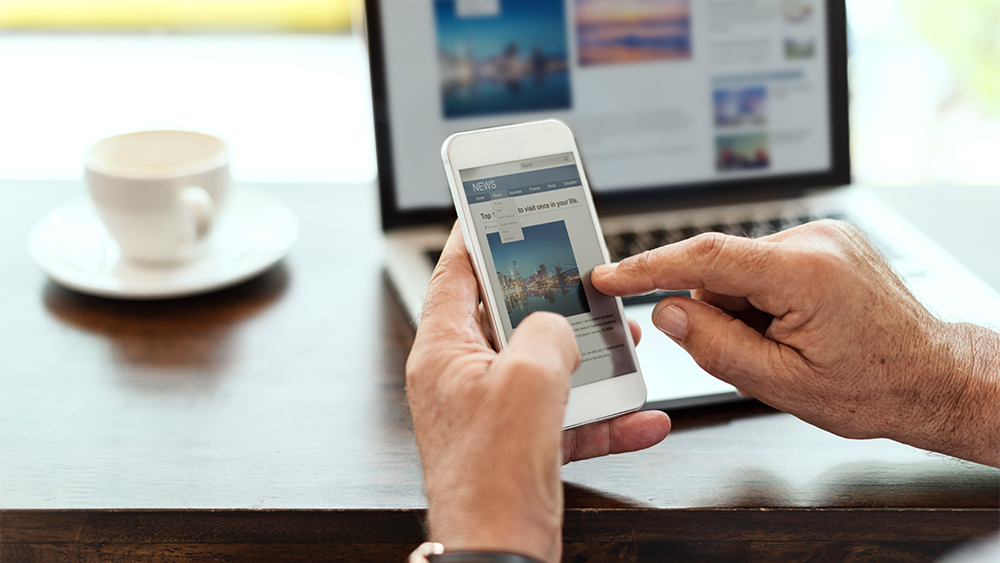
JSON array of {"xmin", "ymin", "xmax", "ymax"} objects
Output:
[{"xmin": 441, "ymin": 119, "xmax": 647, "ymax": 429}]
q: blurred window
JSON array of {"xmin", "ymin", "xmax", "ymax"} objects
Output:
[
  {"xmin": 847, "ymin": 0, "xmax": 1000, "ymax": 185},
  {"xmin": 0, "ymin": 0, "xmax": 351, "ymax": 32}
]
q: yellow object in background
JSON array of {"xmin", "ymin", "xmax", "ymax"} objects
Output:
[{"xmin": 0, "ymin": 0, "xmax": 352, "ymax": 31}]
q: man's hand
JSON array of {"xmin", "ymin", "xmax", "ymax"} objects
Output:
[
  {"xmin": 406, "ymin": 224, "xmax": 670, "ymax": 563},
  {"xmin": 593, "ymin": 220, "xmax": 1000, "ymax": 467}
]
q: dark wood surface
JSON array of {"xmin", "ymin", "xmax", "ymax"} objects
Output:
[{"xmin": 1, "ymin": 181, "xmax": 998, "ymax": 562}]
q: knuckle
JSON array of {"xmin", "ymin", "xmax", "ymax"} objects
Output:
[
  {"xmin": 618, "ymin": 248, "xmax": 654, "ymax": 278},
  {"xmin": 624, "ymin": 249, "xmax": 658, "ymax": 288},
  {"xmin": 419, "ymin": 282, "xmax": 470, "ymax": 328},
  {"xmin": 620, "ymin": 245, "xmax": 674, "ymax": 289},
  {"xmin": 404, "ymin": 345, "xmax": 424, "ymax": 379},
  {"xmin": 629, "ymin": 248, "xmax": 654, "ymax": 271},
  {"xmin": 689, "ymin": 232, "xmax": 730, "ymax": 270},
  {"xmin": 805, "ymin": 219, "xmax": 866, "ymax": 254},
  {"xmin": 806, "ymin": 218, "xmax": 845, "ymax": 236},
  {"xmin": 781, "ymin": 222, "xmax": 855, "ymax": 276},
  {"xmin": 691, "ymin": 320, "xmax": 733, "ymax": 375},
  {"xmin": 422, "ymin": 244, "xmax": 473, "ymax": 304},
  {"xmin": 419, "ymin": 287, "xmax": 448, "ymax": 321},
  {"xmin": 829, "ymin": 218, "xmax": 864, "ymax": 240},
  {"xmin": 501, "ymin": 354, "xmax": 552, "ymax": 384},
  {"xmin": 692, "ymin": 231, "xmax": 728, "ymax": 256},
  {"xmin": 407, "ymin": 350, "xmax": 487, "ymax": 404},
  {"xmin": 423, "ymin": 266, "xmax": 458, "ymax": 312},
  {"xmin": 793, "ymin": 249, "xmax": 839, "ymax": 283},
  {"xmin": 404, "ymin": 348, "xmax": 433, "ymax": 391}
]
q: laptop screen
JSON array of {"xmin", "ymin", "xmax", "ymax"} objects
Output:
[{"xmin": 368, "ymin": 0, "xmax": 849, "ymax": 228}]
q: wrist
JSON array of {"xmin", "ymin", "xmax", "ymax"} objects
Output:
[
  {"xmin": 939, "ymin": 323, "xmax": 1000, "ymax": 467},
  {"xmin": 425, "ymin": 481, "xmax": 562, "ymax": 563},
  {"xmin": 408, "ymin": 542, "xmax": 544, "ymax": 563},
  {"xmin": 898, "ymin": 322, "xmax": 1000, "ymax": 467},
  {"xmin": 427, "ymin": 474, "xmax": 563, "ymax": 561}
]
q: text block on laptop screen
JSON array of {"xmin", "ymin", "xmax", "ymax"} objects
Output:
[{"xmin": 373, "ymin": 0, "xmax": 833, "ymax": 211}]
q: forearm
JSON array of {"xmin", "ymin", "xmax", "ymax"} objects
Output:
[{"xmin": 900, "ymin": 322, "xmax": 1000, "ymax": 467}]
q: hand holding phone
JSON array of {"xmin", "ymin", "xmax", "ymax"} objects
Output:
[
  {"xmin": 407, "ymin": 221, "xmax": 671, "ymax": 563},
  {"xmin": 441, "ymin": 119, "xmax": 646, "ymax": 428}
]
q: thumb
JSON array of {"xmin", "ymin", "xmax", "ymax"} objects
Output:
[
  {"xmin": 488, "ymin": 312, "xmax": 582, "ymax": 433},
  {"xmin": 652, "ymin": 297, "xmax": 804, "ymax": 394},
  {"xmin": 494, "ymin": 312, "xmax": 582, "ymax": 393}
]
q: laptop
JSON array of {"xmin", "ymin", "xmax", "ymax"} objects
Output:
[{"xmin": 364, "ymin": 0, "xmax": 1000, "ymax": 410}]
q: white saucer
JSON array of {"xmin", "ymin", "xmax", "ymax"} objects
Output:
[{"xmin": 29, "ymin": 187, "xmax": 299, "ymax": 299}]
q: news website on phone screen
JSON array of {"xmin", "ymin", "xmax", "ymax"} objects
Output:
[{"xmin": 459, "ymin": 152, "xmax": 637, "ymax": 388}]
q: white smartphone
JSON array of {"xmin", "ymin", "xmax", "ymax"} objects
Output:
[{"xmin": 441, "ymin": 119, "xmax": 646, "ymax": 429}]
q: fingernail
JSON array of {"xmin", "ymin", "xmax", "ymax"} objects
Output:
[
  {"xmin": 594, "ymin": 263, "xmax": 619, "ymax": 276},
  {"xmin": 655, "ymin": 305, "xmax": 688, "ymax": 340}
]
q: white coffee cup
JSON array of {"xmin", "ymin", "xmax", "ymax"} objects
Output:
[{"xmin": 85, "ymin": 130, "xmax": 230, "ymax": 264}]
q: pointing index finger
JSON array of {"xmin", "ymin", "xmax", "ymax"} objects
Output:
[{"xmin": 593, "ymin": 233, "xmax": 780, "ymax": 301}]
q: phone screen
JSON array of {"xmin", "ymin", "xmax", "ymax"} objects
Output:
[{"xmin": 460, "ymin": 152, "xmax": 637, "ymax": 387}]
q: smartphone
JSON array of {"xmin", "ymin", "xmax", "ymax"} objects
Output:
[{"xmin": 441, "ymin": 119, "xmax": 646, "ymax": 429}]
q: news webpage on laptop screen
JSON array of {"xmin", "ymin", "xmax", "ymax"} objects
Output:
[
  {"xmin": 460, "ymin": 153, "xmax": 636, "ymax": 387},
  {"xmin": 377, "ymin": 0, "xmax": 833, "ymax": 210}
]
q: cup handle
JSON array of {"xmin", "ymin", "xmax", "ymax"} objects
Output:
[{"xmin": 179, "ymin": 186, "xmax": 215, "ymax": 242}]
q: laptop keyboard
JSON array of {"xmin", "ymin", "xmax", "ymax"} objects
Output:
[
  {"xmin": 424, "ymin": 211, "xmax": 851, "ymax": 306},
  {"xmin": 604, "ymin": 212, "xmax": 848, "ymax": 305},
  {"xmin": 604, "ymin": 212, "xmax": 848, "ymax": 263}
]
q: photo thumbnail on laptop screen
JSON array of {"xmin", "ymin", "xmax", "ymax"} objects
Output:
[
  {"xmin": 460, "ymin": 153, "xmax": 636, "ymax": 387},
  {"xmin": 376, "ymin": 0, "xmax": 834, "ymax": 211}
]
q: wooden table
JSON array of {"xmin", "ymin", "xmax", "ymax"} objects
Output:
[{"xmin": 2, "ymin": 181, "xmax": 997, "ymax": 562}]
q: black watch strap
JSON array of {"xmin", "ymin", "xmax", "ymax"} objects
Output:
[{"xmin": 428, "ymin": 551, "xmax": 544, "ymax": 563}]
